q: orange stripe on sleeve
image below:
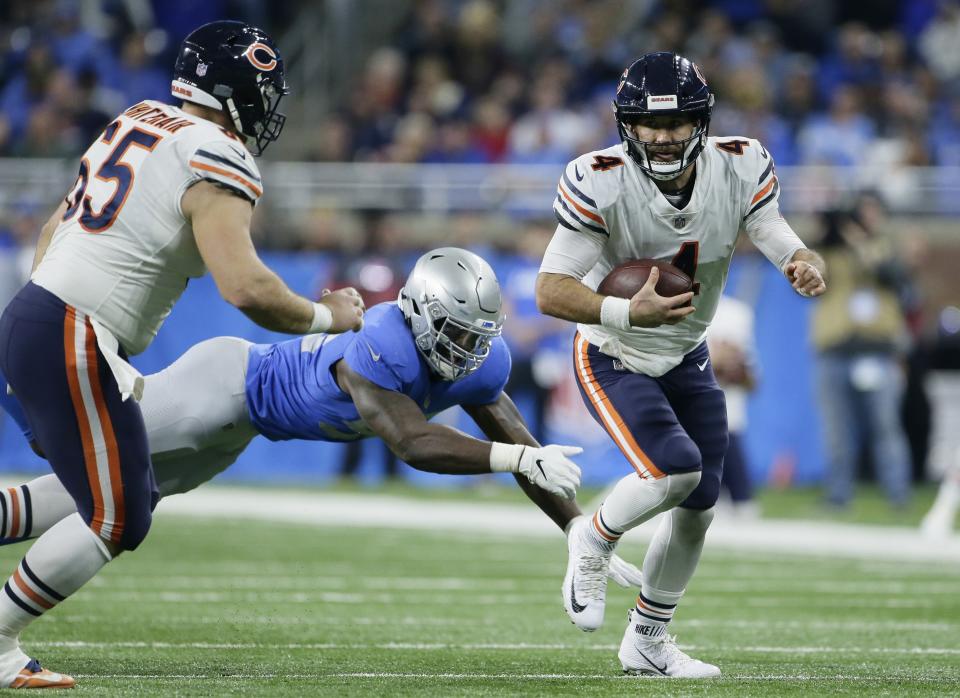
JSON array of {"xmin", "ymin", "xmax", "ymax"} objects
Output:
[
  {"xmin": 13, "ymin": 570, "xmax": 53, "ymax": 610},
  {"xmin": 751, "ymin": 175, "xmax": 776, "ymax": 205},
  {"xmin": 64, "ymin": 307, "xmax": 106, "ymax": 539},
  {"xmin": 574, "ymin": 334, "xmax": 664, "ymax": 479},
  {"xmin": 558, "ymin": 185, "xmax": 605, "ymax": 226},
  {"xmin": 83, "ymin": 318, "xmax": 124, "ymax": 545},
  {"xmin": 189, "ymin": 160, "xmax": 263, "ymax": 197}
]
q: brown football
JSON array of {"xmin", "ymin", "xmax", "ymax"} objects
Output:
[{"xmin": 596, "ymin": 259, "xmax": 693, "ymax": 300}]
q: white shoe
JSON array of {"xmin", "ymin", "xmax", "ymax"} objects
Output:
[
  {"xmin": 561, "ymin": 516, "xmax": 612, "ymax": 632},
  {"xmin": 619, "ymin": 609, "xmax": 720, "ymax": 678}
]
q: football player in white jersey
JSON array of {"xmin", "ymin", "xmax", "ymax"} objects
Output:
[
  {"xmin": 536, "ymin": 52, "xmax": 826, "ymax": 678},
  {"xmin": 0, "ymin": 21, "xmax": 363, "ymax": 688}
]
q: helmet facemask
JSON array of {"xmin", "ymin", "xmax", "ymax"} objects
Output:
[
  {"xmin": 616, "ymin": 111, "xmax": 709, "ymax": 181},
  {"xmin": 220, "ymin": 75, "xmax": 288, "ymax": 155},
  {"xmin": 423, "ymin": 307, "xmax": 500, "ymax": 381}
]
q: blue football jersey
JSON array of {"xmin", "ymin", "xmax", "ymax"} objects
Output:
[{"xmin": 244, "ymin": 303, "xmax": 511, "ymax": 442}]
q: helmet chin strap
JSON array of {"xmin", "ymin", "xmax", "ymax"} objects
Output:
[{"xmin": 224, "ymin": 96, "xmax": 247, "ymax": 138}]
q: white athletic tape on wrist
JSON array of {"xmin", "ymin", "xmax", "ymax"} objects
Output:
[
  {"xmin": 309, "ymin": 302, "xmax": 333, "ymax": 333},
  {"xmin": 600, "ymin": 296, "xmax": 632, "ymax": 331},
  {"xmin": 489, "ymin": 442, "xmax": 526, "ymax": 473}
]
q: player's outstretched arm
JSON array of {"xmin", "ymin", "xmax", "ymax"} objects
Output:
[
  {"xmin": 465, "ymin": 393, "xmax": 644, "ymax": 588},
  {"xmin": 784, "ymin": 248, "xmax": 827, "ymax": 297},
  {"xmin": 183, "ymin": 181, "xmax": 364, "ymax": 334},
  {"xmin": 464, "ymin": 392, "xmax": 582, "ymax": 530},
  {"xmin": 339, "ymin": 363, "xmax": 580, "ymax": 498}
]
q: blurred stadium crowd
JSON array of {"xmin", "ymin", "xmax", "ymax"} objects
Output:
[{"xmin": 1, "ymin": 0, "xmax": 959, "ymax": 166}]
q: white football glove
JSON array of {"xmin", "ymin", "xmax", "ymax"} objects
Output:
[
  {"xmin": 608, "ymin": 553, "xmax": 643, "ymax": 588},
  {"xmin": 490, "ymin": 443, "xmax": 582, "ymax": 499}
]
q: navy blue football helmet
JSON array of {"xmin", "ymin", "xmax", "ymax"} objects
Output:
[
  {"xmin": 613, "ymin": 52, "xmax": 714, "ymax": 181},
  {"xmin": 172, "ymin": 21, "xmax": 289, "ymax": 155}
]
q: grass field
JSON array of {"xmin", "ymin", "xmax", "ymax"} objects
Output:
[{"xmin": 0, "ymin": 497, "xmax": 956, "ymax": 696}]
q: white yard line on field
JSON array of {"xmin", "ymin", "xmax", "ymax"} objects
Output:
[
  {"xmin": 29, "ymin": 640, "xmax": 960, "ymax": 655},
  {"xmin": 67, "ymin": 672, "xmax": 953, "ymax": 682},
  {"xmin": 153, "ymin": 487, "xmax": 960, "ymax": 563},
  {"xmin": 66, "ymin": 672, "xmax": 954, "ymax": 682}
]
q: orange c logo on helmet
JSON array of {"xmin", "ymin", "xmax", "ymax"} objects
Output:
[{"xmin": 243, "ymin": 42, "xmax": 278, "ymax": 72}]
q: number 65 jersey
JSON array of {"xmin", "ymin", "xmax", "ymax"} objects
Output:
[
  {"xmin": 32, "ymin": 100, "xmax": 263, "ymax": 356},
  {"xmin": 542, "ymin": 137, "xmax": 805, "ymax": 377}
]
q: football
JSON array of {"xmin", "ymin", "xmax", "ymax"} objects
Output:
[{"xmin": 596, "ymin": 259, "xmax": 693, "ymax": 300}]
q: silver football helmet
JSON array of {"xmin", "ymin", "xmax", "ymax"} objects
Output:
[{"xmin": 398, "ymin": 247, "xmax": 505, "ymax": 381}]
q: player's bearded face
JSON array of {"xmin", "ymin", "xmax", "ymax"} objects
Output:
[{"xmin": 628, "ymin": 116, "xmax": 697, "ymax": 161}]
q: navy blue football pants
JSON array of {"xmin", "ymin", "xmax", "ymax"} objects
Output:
[
  {"xmin": 574, "ymin": 333, "xmax": 728, "ymax": 510},
  {"xmin": 0, "ymin": 282, "xmax": 157, "ymax": 550}
]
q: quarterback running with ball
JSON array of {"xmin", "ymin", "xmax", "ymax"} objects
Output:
[{"xmin": 536, "ymin": 52, "xmax": 826, "ymax": 678}]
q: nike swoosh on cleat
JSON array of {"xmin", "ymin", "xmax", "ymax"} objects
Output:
[
  {"xmin": 574, "ymin": 165, "xmax": 584, "ymax": 181},
  {"xmin": 569, "ymin": 579, "xmax": 587, "ymax": 614},
  {"xmin": 637, "ymin": 649, "xmax": 668, "ymax": 675},
  {"xmin": 536, "ymin": 459, "xmax": 546, "ymax": 478}
]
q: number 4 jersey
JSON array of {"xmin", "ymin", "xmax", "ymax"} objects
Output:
[
  {"xmin": 541, "ymin": 137, "xmax": 805, "ymax": 377},
  {"xmin": 32, "ymin": 100, "xmax": 263, "ymax": 356}
]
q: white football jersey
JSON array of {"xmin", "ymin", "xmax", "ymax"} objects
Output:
[
  {"xmin": 32, "ymin": 100, "xmax": 263, "ymax": 355},
  {"xmin": 543, "ymin": 137, "xmax": 803, "ymax": 376}
]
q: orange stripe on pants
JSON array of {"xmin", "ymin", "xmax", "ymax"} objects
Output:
[
  {"xmin": 63, "ymin": 307, "xmax": 106, "ymax": 539},
  {"xmin": 574, "ymin": 334, "xmax": 664, "ymax": 479},
  {"xmin": 82, "ymin": 317, "xmax": 124, "ymax": 545}
]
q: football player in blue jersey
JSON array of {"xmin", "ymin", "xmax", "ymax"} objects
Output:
[{"xmin": 0, "ymin": 247, "xmax": 644, "ymax": 588}]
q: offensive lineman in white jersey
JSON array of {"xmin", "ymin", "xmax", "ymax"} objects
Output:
[
  {"xmin": 536, "ymin": 53, "xmax": 826, "ymax": 677},
  {"xmin": 0, "ymin": 21, "xmax": 362, "ymax": 688}
]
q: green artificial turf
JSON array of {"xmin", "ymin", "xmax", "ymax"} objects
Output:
[{"xmin": 0, "ymin": 510, "xmax": 955, "ymax": 696}]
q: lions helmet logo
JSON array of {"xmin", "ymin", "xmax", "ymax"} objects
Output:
[{"xmin": 243, "ymin": 42, "xmax": 278, "ymax": 72}]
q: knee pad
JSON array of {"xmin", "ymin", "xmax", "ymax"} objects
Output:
[
  {"xmin": 662, "ymin": 470, "xmax": 702, "ymax": 508},
  {"xmin": 664, "ymin": 433, "xmax": 703, "ymax": 474},
  {"xmin": 115, "ymin": 508, "xmax": 153, "ymax": 552},
  {"xmin": 680, "ymin": 468, "xmax": 722, "ymax": 510}
]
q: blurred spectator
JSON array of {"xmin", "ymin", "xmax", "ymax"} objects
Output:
[
  {"xmin": 918, "ymin": 0, "xmax": 960, "ymax": 83},
  {"xmin": 507, "ymin": 71, "xmax": 588, "ymax": 164},
  {"xmin": 707, "ymin": 295, "xmax": 759, "ymax": 518},
  {"xmin": 101, "ymin": 32, "xmax": 170, "ymax": 104},
  {"xmin": 797, "ymin": 86, "xmax": 876, "ymax": 166},
  {"xmin": 810, "ymin": 192, "xmax": 913, "ymax": 509}
]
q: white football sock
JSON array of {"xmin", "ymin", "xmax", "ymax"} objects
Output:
[
  {"xmin": 0, "ymin": 476, "xmax": 76, "ymax": 543},
  {"xmin": 594, "ymin": 471, "xmax": 701, "ymax": 539},
  {"xmin": 0, "ymin": 514, "xmax": 111, "ymax": 638},
  {"xmin": 630, "ymin": 508, "xmax": 714, "ymax": 638}
]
